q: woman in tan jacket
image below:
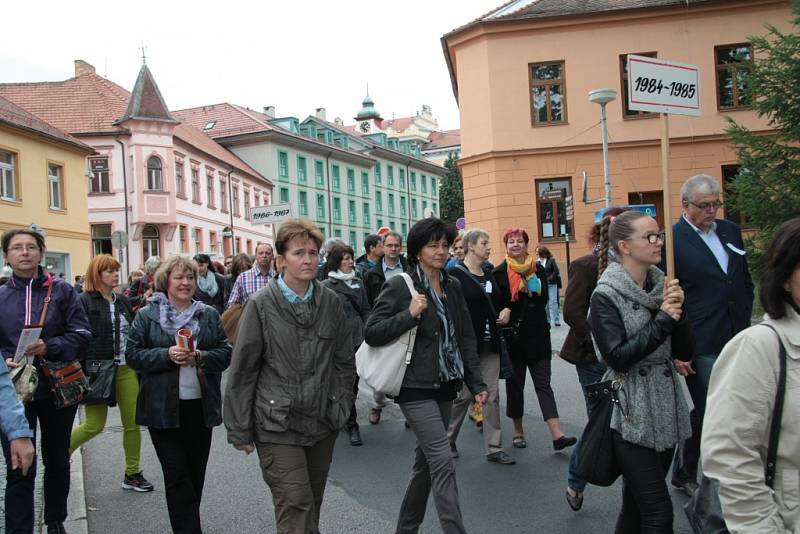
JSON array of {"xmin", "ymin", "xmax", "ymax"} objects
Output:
[
  {"xmin": 702, "ymin": 217, "xmax": 800, "ymax": 533},
  {"xmin": 223, "ymin": 220, "xmax": 355, "ymax": 534}
]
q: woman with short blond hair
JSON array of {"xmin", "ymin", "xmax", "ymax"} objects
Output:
[{"xmin": 126, "ymin": 254, "xmax": 231, "ymax": 533}]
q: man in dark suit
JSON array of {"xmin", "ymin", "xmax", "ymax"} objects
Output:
[{"xmin": 670, "ymin": 174, "xmax": 754, "ymax": 496}]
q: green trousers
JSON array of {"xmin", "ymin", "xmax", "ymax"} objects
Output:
[{"xmin": 69, "ymin": 365, "xmax": 141, "ymax": 475}]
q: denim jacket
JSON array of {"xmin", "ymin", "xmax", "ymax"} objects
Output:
[{"xmin": 0, "ymin": 359, "xmax": 34, "ymax": 440}]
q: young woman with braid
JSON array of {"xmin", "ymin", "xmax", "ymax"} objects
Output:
[
  {"xmin": 562, "ymin": 207, "xmax": 627, "ymax": 511},
  {"xmin": 588, "ymin": 211, "xmax": 694, "ymax": 533}
]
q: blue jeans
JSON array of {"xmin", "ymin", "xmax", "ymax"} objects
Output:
[
  {"xmin": 567, "ymin": 360, "xmax": 608, "ymax": 492},
  {"xmin": 673, "ymin": 353, "xmax": 717, "ymax": 484},
  {"xmin": 545, "ymin": 284, "xmax": 560, "ymax": 325}
]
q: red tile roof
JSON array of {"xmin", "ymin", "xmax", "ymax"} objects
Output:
[
  {"xmin": 423, "ymin": 130, "xmax": 461, "ymax": 150},
  {"xmin": 0, "ymin": 95, "xmax": 94, "ymax": 153},
  {"xmin": 0, "ymin": 74, "xmax": 129, "ymax": 135},
  {"xmin": 447, "ymin": 0, "xmax": 724, "ymax": 35},
  {"xmin": 173, "ymin": 103, "xmax": 273, "ymax": 139},
  {"xmin": 0, "ymin": 71, "xmax": 266, "ymax": 183},
  {"xmin": 387, "ymin": 117, "xmax": 414, "ymax": 132}
]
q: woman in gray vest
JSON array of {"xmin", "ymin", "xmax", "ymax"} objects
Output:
[{"xmin": 588, "ymin": 211, "xmax": 694, "ymax": 533}]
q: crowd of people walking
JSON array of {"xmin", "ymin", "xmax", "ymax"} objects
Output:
[{"xmin": 0, "ymin": 173, "xmax": 797, "ymax": 534}]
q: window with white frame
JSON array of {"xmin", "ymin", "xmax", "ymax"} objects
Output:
[
  {"xmin": 146, "ymin": 156, "xmax": 163, "ymax": 190},
  {"xmin": 91, "ymin": 224, "xmax": 112, "ymax": 256},
  {"xmin": 191, "ymin": 167, "xmax": 200, "ymax": 202},
  {"xmin": 90, "ymin": 157, "xmax": 110, "ymax": 193},
  {"xmin": 232, "ymin": 185, "xmax": 240, "ymax": 217},
  {"xmin": 48, "ymin": 163, "xmax": 63, "ymax": 209},
  {"xmin": 1, "ymin": 150, "xmax": 17, "ymax": 200}
]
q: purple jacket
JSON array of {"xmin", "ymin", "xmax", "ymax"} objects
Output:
[{"xmin": 0, "ymin": 268, "xmax": 91, "ymax": 400}]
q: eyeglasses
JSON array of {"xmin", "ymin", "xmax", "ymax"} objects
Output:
[
  {"xmin": 638, "ymin": 232, "xmax": 666, "ymax": 244},
  {"xmin": 8, "ymin": 245, "xmax": 41, "ymax": 253},
  {"xmin": 689, "ymin": 201, "xmax": 723, "ymax": 211}
]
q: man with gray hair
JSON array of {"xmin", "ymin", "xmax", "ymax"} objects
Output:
[{"xmin": 669, "ymin": 173, "xmax": 753, "ymax": 496}]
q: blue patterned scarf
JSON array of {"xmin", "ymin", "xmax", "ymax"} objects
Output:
[
  {"xmin": 149, "ymin": 293, "xmax": 203, "ymax": 337},
  {"xmin": 415, "ymin": 265, "xmax": 464, "ymax": 383}
]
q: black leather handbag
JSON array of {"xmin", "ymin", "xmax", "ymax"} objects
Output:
[
  {"xmin": 83, "ymin": 302, "xmax": 120, "ymax": 405},
  {"xmin": 576, "ymin": 379, "xmax": 622, "ymax": 487},
  {"xmin": 83, "ymin": 360, "xmax": 117, "ymax": 405}
]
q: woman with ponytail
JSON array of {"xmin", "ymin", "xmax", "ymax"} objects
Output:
[
  {"xmin": 493, "ymin": 227, "xmax": 576, "ymax": 451},
  {"xmin": 589, "ymin": 211, "xmax": 693, "ymax": 533},
  {"xmin": 562, "ymin": 207, "xmax": 627, "ymax": 511}
]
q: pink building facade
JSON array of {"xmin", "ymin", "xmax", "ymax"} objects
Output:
[{"xmin": 0, "ymin": 61, "xmax": 273, "ymax": 281}]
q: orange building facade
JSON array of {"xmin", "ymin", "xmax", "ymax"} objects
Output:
[{"xmin": 443, "ymin": 0, "xmax": 792, "ymax": 269}]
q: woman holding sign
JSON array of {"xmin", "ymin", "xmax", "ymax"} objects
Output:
[
  {"xmin": 0, "ymin": 228, "xmax": 91, "ymax": 534},
  {"xmin": 126, "ymin": 255, "xmax": 231, "ymax": 534}
]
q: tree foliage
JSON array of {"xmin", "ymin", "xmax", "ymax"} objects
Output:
[
  {"xmin": 726, "ymin": 0, "xmax": 800, "ymax": 277},
  {"xmin": 438, "ymin": 153, "xmax": 464, "ymax": 225}
]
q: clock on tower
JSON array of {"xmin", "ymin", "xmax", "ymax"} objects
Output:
[{"xmin": 359, "ymin": 121, "xmax": 370, "ymax": 133}]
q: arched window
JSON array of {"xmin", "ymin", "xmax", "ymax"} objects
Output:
[
  {"xmin": 147, "ymin": 156, "xmax": 163, "ymax": 190},
  {"xmin": 142, "ymin": 224, "xmax": 160, "ymax": 259}
]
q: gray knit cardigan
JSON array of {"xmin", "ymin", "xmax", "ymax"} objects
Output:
[{"xmin": 594, "ymin": 262, "xmax": 691, "ymax": 452}]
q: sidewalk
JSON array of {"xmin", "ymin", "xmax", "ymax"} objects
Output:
[{"xmin": 0, "ymin": 412, "xmax": 88, "ymax": 534}]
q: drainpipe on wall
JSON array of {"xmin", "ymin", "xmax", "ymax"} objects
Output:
[
  {"xmin": 227, "ymin": 169, "xmax": 236, "ymax": 254},
  {"xmin": 115, "ymin": 138, "xmax": 131, "ymax": 279}
]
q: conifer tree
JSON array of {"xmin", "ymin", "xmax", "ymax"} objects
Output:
[
  {"xmin": 726, "ymin": 0, "xmax": 800, "ymax": 275},
  {"xmin": 439, "ymin": 153, "xmax": 464, "ymax": 225}
]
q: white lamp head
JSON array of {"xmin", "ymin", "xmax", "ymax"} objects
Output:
[{"xmin": 588, "ymin": 88, "xmax": 618, "ymax": 105}]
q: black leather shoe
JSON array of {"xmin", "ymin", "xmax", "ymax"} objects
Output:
[
  {"xmin": 486, "ymin": 451, "xmax": 516, "ymax": 465},
  {"xmin": 348, "ymin": 425, "xmax": 363, "ymax": 446},
  {"xmin": 47, "ymin": 523, "xmax": 67, "ymax": 534},
  {"xmin": 566, "ymin": 489, "xmax": 583, "ymax": 511},
  {"xmin": 553, "ymin": 436, "xmax": 577, "ymax": 451}
]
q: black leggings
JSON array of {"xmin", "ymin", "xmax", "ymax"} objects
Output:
[{"xmin": 613, "ymin": 431, "xmax": 674, "ymax": 534}]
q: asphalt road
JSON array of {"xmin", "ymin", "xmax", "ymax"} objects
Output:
[{"xmin": 81, "ymin": 320, "xmax": 694, "ymax": 533}]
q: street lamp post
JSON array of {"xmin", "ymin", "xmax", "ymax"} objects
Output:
[{"xmin": 588, "ymin": 88, "xmax": 617, "ymax": 208}]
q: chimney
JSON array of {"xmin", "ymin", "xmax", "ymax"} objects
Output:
[
  {"xmin": 315, "ymin": 107, "xmax": 327, "ymax": 121},
  {"xmin": 263, "ymin": 106, "xmax": 275, "ymax": 119},
  {"xmin": 74, "ymin": 59, "xmax": 96, "ymax": 77}
]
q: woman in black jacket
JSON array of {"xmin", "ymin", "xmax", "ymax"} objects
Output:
[
  {"xmin": 365, "ymin": 217, "xmax": 487, "ymax": 534},
  {"xmin": 494, "ymin": 227, "xmax": 575, "ymax": 451},
  {"xmin": 193, "ymin": 254, "xmax": 226, "ymax": 315},
  {"xmin": 446, "ymin": 229, "xmax": 515, "ymax": 464},
  {"xmin": 321, "ymin": 242, "xmax": 370, "ymax": 447},
  {"xmin": 589, "ymin": 211, "xmax": 693, "ymax": 533},
  {"xmin": 126, "ymin": 255, "xmax": 231, "ymax": 534},
  {"xmin": 69, "ymin": 254, "xmax": 154, "ymax": 492}
]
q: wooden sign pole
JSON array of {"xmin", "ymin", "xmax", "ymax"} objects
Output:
[{"xmin": 661, "ymin": 113, "xmax": 675, "ymax": 280}]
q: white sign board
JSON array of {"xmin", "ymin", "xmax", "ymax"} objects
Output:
[
  {"xmin": 627, "ymin": 55, "xmax": 700, "ymax": 117},
  {"xmin": 250, "ymin": 203, "xmax": 293, "ymax": 225}
]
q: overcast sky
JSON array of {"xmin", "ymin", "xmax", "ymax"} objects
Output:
[{"xmin": 2, "ymin": 0, "xmax": 501, "ymax": 131}]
